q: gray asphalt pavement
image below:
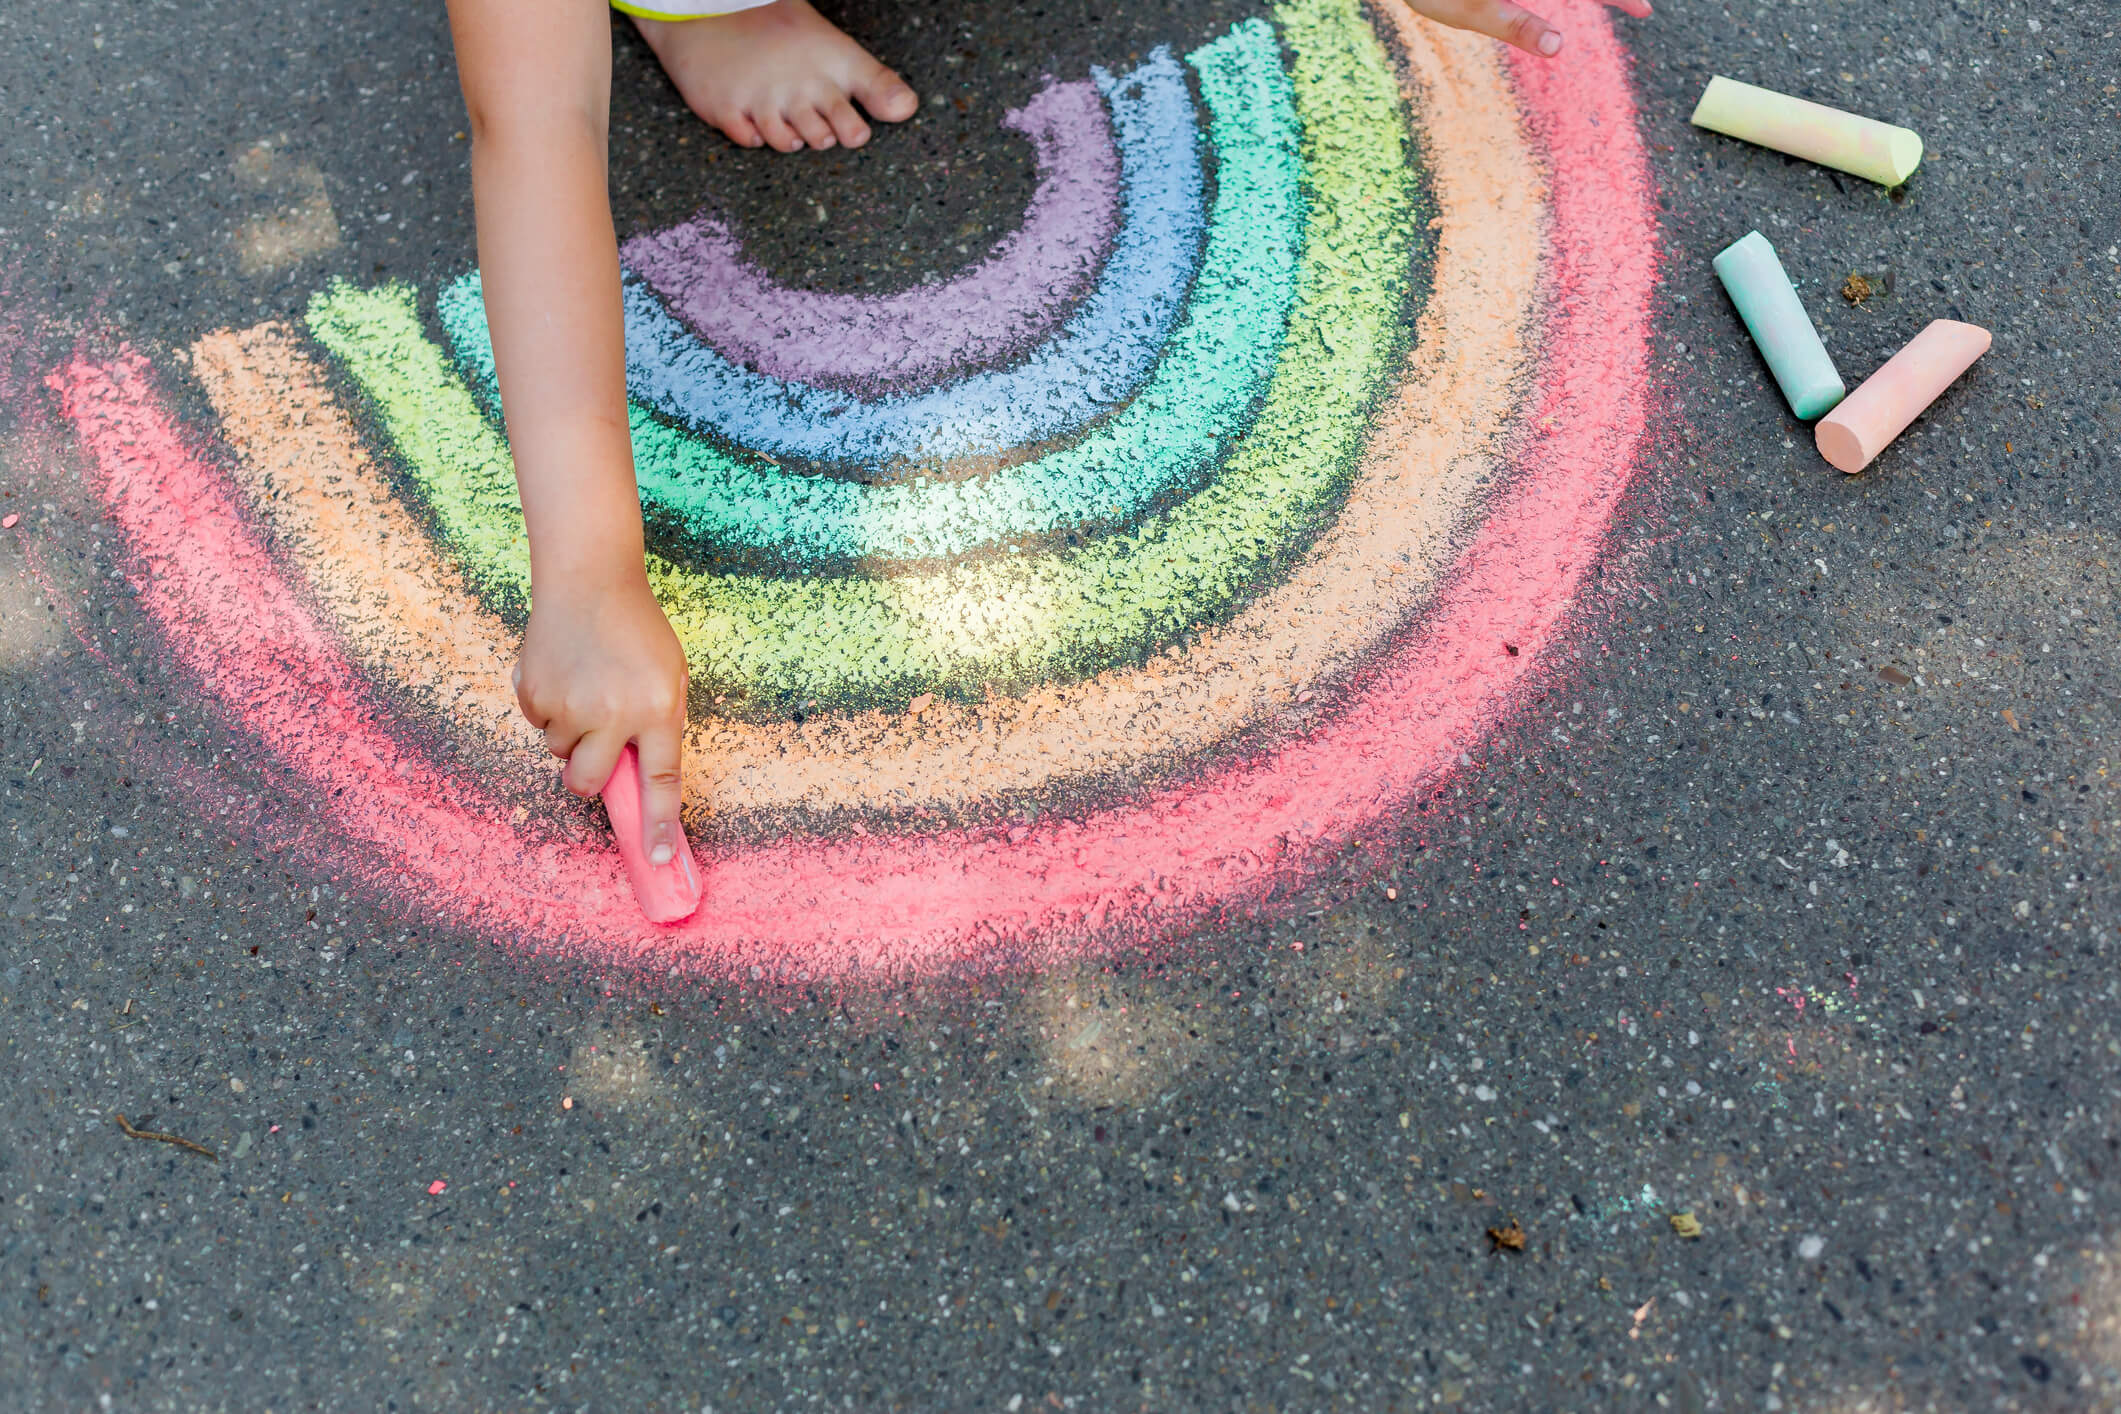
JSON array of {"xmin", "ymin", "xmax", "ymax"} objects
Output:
[{"xmin": 2, "ymin": 0, "xmax": 2119, "ymax": 1409}]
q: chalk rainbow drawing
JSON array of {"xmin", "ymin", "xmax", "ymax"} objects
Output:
[{"xmin": 47, "ymin": 0, "xmax": 1655, "ymax": 979}]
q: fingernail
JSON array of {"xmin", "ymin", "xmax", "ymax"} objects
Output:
[
  {"xmin": 650, "ymin": 842, "xmax": 673, "ymax": 865},
  {"xmin": 1537, "ymin": 30, "xmax": 1562, "ymax": 55}
]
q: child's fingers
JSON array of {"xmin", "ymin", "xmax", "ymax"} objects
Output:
[
  {"xmin": 512, "ymin": 662, "xmax": 550, "ymax": 731},
  {"xmin": 1604, "ymin": 0, "xmax": 1654, "ymax": 17},
  {"xmin": 1447, "ymin": 0, "xmax": 1564, "ymax": 56},
  {"xmin": 632, "ymin": 727, "xmax": 687, "ymax": 867},
  {"xmin": 541, "ymin": 717, "xmax": 585, "ymax": 763},
  {"xmin": 563, "ymin": 728, "xmax": 625, "ymax": 800}
]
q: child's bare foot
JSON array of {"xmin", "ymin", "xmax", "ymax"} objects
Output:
[{"xmin": 631, "ymin": 0, "xmax": 918, "ymax": 153}]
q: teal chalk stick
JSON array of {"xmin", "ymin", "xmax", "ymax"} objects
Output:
[{"xmin": 1712, "ymin": 231, "xmax": 1846, "ymax": 421}]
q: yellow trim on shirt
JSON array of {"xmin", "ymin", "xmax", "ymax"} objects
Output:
[{"xmin": 612, "ymin": 0, "xmax": 774, "ymax": 18}]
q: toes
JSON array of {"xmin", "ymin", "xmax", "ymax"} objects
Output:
[
  {"xmin": 854, "ymin": 64, "xmax": 918, "ymax": 123},
  {"xmin": 823, "ymin": 97, "xmax": 871, "ymax": 149},
  {"xmin": 753, "ymin": 108, "xmax": 805, "ymax": 153},
  {"xmin": 791, "ymin": 105, "xmax": 838, "ymax": 151},
  {"xmin": 715, "ymin": 110, "xmax": 766, "ymax": 148}
]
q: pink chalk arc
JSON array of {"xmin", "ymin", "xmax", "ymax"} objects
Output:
[{"xmin": 57, "ymin": 0, "xmax": 1655, "ymax": 977}]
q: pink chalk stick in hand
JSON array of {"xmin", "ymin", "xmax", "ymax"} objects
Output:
[{"xmin": 600, "ymin": 744, "xmax": 703, "ymax": 924}]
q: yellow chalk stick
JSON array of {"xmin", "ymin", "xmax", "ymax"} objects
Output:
[{"xmin": 1691, "ymin": 76, "xmax": 1922, "ymax": 188}]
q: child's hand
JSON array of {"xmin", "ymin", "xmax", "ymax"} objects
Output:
[
  {"xmin": 1402, "ymin": 0, "xmax": 1650, "ymax": 57},
  {"xmin": 514, "ymin": 572, "xmax": 691, "ymax": 865}
]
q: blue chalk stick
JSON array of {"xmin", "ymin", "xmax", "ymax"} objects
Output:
[{"xmin": 1713, "ymin": 231, "xmax": 1846, "ymax": 421}]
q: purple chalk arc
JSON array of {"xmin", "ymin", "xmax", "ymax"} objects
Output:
[{"xmin": 624, "ymin": 78, "xmax": 1119, "ymax": 394}]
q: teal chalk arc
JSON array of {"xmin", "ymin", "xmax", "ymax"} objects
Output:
[
  {"xmin": 307, "ymin": 0, "xmax": 1422, "ymax": 714},
  {"xmin": 437, "ymin": 18, "xmax": 1302, "ymax": 569}
]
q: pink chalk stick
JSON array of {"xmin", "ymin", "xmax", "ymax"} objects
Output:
[
  {"xmin": 1815, "ymin": 320, "xmax": 1991, "ymax": 474},
  {"xmin": 600, "ymin": 745, "xmax": 703, "ymax": 924}
]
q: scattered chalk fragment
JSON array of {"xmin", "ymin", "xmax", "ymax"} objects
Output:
[
  {"xmin": 601, "ymin": 743, "xmax": 703, "ymax": 924},
  {"xmin": 427, "ymin": 1179, "xmax": 447, "ymax": 1196},
  {"xmin": 1691, "ymin": 76, "xmax": 1922, "ymax": 188},
  {"xmin": 0, "ymin": 513, "xmax": 18, "ymax": 529},
  {"xmin": 1815, "ymin": 319, "xmax": 1991, "ymax": 473},
  {"xmin": 1713, "ymin": 231, "xmax": 1845, "ymax": 420}
]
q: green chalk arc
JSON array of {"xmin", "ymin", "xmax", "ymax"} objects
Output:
[
  {"xmin": 433, "ymin": 17, "xmax": 1304, "ymax": 571},
  {"xmin": 304, "ymin": 0, "xmax": 1421, "ymax": 716}
]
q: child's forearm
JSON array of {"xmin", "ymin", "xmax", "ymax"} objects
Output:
[
  {"xmin": 448, "ymin": 0, "xmax": 645, "ymax": 597},
  {"xmin": 473, "ymin": 124, "xmax": 645, "ymax": 594}
]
